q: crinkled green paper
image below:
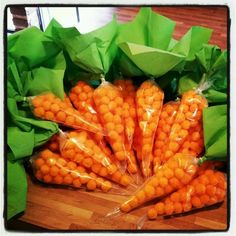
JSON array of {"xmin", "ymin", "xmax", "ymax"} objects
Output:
[
  {"xmin": 7, "ymin": 160, "xmax": 27, "ymax": 220},
  {"xmin": 45, "ymin": 17, "xmax": 118, "ymax": 75},
  {"xmin": 178, "ymin": 45, "xmax": 227, "ymax": 103},
  {"xmin": 7, "ymin": 26, "xmax": 64, "ymax": 220},
  {"xmin": 116, "ymin": 7, "xmax": 212, "ymax": 77},
  {"xmin": 198, "ymin": 105, "xmax": 227, "ymax": 163}
]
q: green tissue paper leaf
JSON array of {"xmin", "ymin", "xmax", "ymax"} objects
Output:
[
  {"xmin": 119, "ymin": 42, "xmax": 185, "ymax": 77},
  {"xmin": 117, "ymin": 7, "xmax": 175, "ymax": 50},
  {"xmin": 178, "ymin": 45, "xmax": 227, "ymax": 103},
  {"xmin": 23, "ymin": 51, "xmax": 66, "ymax": 99},
  {"xmin": 171, "ymin": 26, "xmax": 212, "ymax": 61},
  {"xmin": 201, "ymin": 104, "xmax": 227, "ymax": 162},
  {"xmin": 7, "ymin": 97, "xmax": 59, "ymax": 160},
  {"xmin": 7, "ymin": 160, "xmax": 27, "ymax": 220},
  {"xmin": 46, "ymin": 18, "xmax": 118, "ymax": 74},
  {"xmin": 117, "ymin": 8, "xmax": 212, "ymax": 77},
  {"xmin": 8, "ymin": 27, "xmax": 60, "ymax": 71}
]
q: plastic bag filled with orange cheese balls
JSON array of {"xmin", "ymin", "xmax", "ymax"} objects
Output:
[
  {"xmin": 160, "ymin": 88, "xmax": 208, "ymax": 165},
  {"xmin": 136, "ymin": 79, "xmax": 164, "ymax": 178},
  {"xmin": 93, "ymin": 78, "xmax": 129, "ymax": 172},
  {"xmin": 106, "ymin": 153, "xmax": 199, "ymax": 217},
  {"xmin": 29, "ymin": 92, "xmax": 105, "ymax": 135},
  {"xmin": 136, "ymin": 169, "xmax": 227, "ymax": 229},
  {"xmin": 58, "ymin": 130, "xmax": 120, "ymax": 175},
  {"xmin": 69, "ymin": 81, "xmax": 119, "ymax": 168},
  {"xmin": 153, "ymin": 101, "xmax": 180, "ymax": 171},
  {"xmin": 58, "ymin": 130, "xmax": 135, "ymax": 188},
  {"xmin": 114, "ymin": 78, "xmax": 137, "ymax": 150},
  {"xmin": 114, "ymin": 78, "xmax": 142, "ymax": 185},
  {"xmin": 31, "ymin": 148, "xmax": 133, "ymax": 195}
]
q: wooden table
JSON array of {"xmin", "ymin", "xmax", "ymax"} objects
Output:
[{"xmin": 19, "ymin": 175, "xmax": 227, "ymax": 231}]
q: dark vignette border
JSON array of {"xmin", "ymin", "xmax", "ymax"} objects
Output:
[{"xmin": 3, "ymin": 3, "xmax": 231, "ymax": 233}]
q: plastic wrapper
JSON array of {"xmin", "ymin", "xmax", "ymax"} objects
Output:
[
  {"xmin": 106, "ymin": 153, "xmax": 199, "ymax": 216},
  {"xmin": 31, "ymin": 149, "xmax": 116, "ymax": 193},
  {"xmin": 30, "ymin": 92, "xmax": 105, "ymax": 135},
  {"xmin": 153, "ymin": 101, "xmax": 180, "ymax": 171},
  {"xmin": 161, "ymin": 89, "xmax": 208, "ymax": 164},
  {"xmin": 59, "ymin": 130, "xmax": 134, "ymax": 187},
  {"xmin": 93, "ymin": 79, "xmax": 128, "ymax": 170},
  {"xmin": 139, "ymin": 169, "xmax": 227, "ymax": 227},
  {"xmin": 136, "ymin": 79, "xmax": 164, "ymax": 177}
]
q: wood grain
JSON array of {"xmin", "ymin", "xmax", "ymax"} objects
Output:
[{"xmin": 19, "ymin": 175, "xmax": 227, "ymax": 230}]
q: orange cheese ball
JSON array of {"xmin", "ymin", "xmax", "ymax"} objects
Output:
[
  {"xmin": 161, "ymin": 90, "xmax": 208, "ymax": 163},
  {"xmin": 153, "ymin": 102, "xmax": 179, "ymax": 170},
  {"xmin": 31, "ymin": 92, "xmax": 104, "ymax": 135},
  {"xmin": 147, "ymin": 169, "xmax": 227, "ymax": 219},
  {"xmin": 93, "ymin": 81, "xmax": 127, "ymax": 164},
  {"xmin": 136, "ymin": 80, "xmax": 164, "ymax": 177},
  {"xmin": 120, "ymin": 153, "xmax": 198, "ymax": 213}
]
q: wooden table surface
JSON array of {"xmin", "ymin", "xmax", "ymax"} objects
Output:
[{"xmin": 20, "ymin": 175, "xmax": 227, "ymax": 231}]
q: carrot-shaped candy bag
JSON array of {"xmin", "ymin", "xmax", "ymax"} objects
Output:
[
  {"xmin": 59, "ymin": 131, "xmax": 132, "ymax": 187},
  {"xmin": 30, "ymin": 92, "xmax": 104, "ymax": 135},
  {"xmin": 69, "ymin": 81, "xmax": 115, "ymax": 160},
  {"xmin": 93, "ymin": 77, "xmax": 128, "ymax": 170},
  {"xmin": 136, "ymin": 79, "xmax": 164, "ymax": 177},
  {"xmin": 153, "ymin": 101, "xmax": 179, "ymax": 171},
  {"xmin": 114, "ymin": 78, "xmax": 137, "ymax": 149},
  {"xmin": 114, "ymin": 78, "xmax": 141, "ymax": 182},
  {"xmin": 161, "ymin": 84, "xmax": 208, "ymax": 164},
  {"xmin": 146, "ymin": 169, "xmax": 226, "ymax": 220},
  {"xmin": 31, "ymin": 149, "xmax": 113, "ymax": 192},
  {"xmin": 119, "ymin": 153, "xmax": 198, "ymax": 213},
  {"xmin": 59, "ymin": 130, "xmax": 116, "ymax": 173}
]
